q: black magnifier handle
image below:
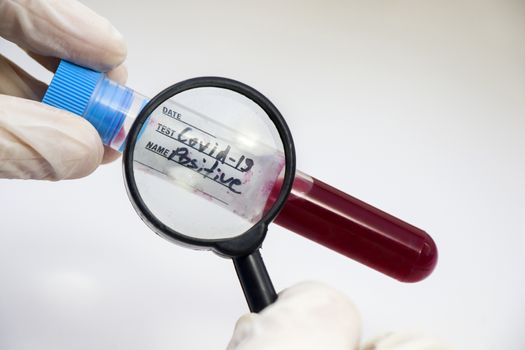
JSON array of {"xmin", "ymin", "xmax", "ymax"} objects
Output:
[{"xmin": 233, "ymin": 249, "xmax": 277, "ymax": 313}]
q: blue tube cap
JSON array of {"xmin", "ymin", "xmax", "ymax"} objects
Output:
[
  {"xmin": 42, "ymin": 60, "xmax": 132, "ymax": 145},
  {"xmin": 42, "ymin": 60, "xmax": 102, "ymax": 117}
]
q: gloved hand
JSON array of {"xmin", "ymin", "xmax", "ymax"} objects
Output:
[
  {"xmin": 227, "ymin": 282, "xmax": 361, "ymax": 350},
  {"xmin": 0, "ymin": 0, "xmax": 127, "ymax": 180},
  {"xmin": 227, "ymin": 282, "xmax": 450, "ymax": 350}
]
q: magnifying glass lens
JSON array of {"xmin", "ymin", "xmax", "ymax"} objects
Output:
[{"xmin": 131, "ymin": 87, "xmax": 285, "ymax": 241}]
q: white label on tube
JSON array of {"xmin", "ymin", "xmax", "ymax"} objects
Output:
[{"xmin": 133, "ymin": 100, "xmax": 285, "ymax": 223}]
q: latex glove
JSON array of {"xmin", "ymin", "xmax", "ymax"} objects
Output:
[
  {"xmin": 227, "ymin": 282, "xmax": 362, "ymax": 350},
  {"xmin": 227, "ymin": 282, "xmax": 450, "ymax": 350},
  {"xmin": 0, "ymin": 0, "xmax": 127, "ymax": 180}
]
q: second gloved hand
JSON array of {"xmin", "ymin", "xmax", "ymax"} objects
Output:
[
  {"xmin": 226, "ymin": 282, "xmax": 362, "ymax": 350},
  {"xmin": 226, "ymin": 282, "xmax": 451, "ymax": 350}
]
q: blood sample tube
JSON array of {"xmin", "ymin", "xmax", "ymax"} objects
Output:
[{"xmin": 269, "ymin": 171, "xmax": 438, "ymax": 282}]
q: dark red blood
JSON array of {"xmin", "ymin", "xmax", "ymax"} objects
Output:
[{"xmin": 270, "ymin": 172, "xmax": 438, "ymax": 282}]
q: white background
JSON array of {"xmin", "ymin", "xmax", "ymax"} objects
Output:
[{"xmin": 1, "ymin": 0, "xmax": 524, "ymax": 349}]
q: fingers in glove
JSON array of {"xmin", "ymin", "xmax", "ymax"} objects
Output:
[
  {"xmin": 26, "ymin": 52, "xmax": 129, "ymax": 85},
  {"xmin": 227, "ymin": 281, "xmax": 361, "ymax": 350},
  {"xmin": 0, "ymin": 0, "xmax": 126, "ymax": 72},
  {"xmin": 25, "ymin": 51, "xmax": 60, "ymax": 72},
  {"xmin": 101, "ymin": 146, "xmax": 121, "ymax": 164},
  {"xmin": 0, "ymin": 95, "xmax": 103, "ymax": 180},
  {"xmin": 0, "ymin": 0, "xmax": 128, "ymax": 172},
  {"xmin": 0, "ymin": 55, "xmax": 47, "ymax": 100},
  {"xmin": 106, "ymin": 64, "xmax": 128, "ymax": 85},
  {"xmin": 1, "ymin": 55, "xmax": 128, "ymax": 164}
]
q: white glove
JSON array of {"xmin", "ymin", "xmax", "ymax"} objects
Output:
[
  {"xmin": 227, "ymin": 282, "xmax": 362, "ymax": 350},
  {"xmin": 0, "ymin": 0, "xmax": 127, "ymax": 180},
  {"xmin": 227, "ymin": 282, "xmax": 450, "ymax": 350}
]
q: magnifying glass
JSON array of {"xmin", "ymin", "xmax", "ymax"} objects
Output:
[{"xmin": 122, "ymin": 77, "xmax": 296, "ymax": 312}]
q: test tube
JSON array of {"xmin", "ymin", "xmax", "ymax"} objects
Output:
[
  {"xmin": 43, "ymin": 60, "xmax": 437, "ymax": 282},
  {"xmin": 266, "ymin": 172, "xmax": 437, "ymax": 282}
]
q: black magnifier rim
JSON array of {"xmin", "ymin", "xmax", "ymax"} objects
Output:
[{"xmin": 123, "ymin": 77, "xmax": 296, "ymax": 257}]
